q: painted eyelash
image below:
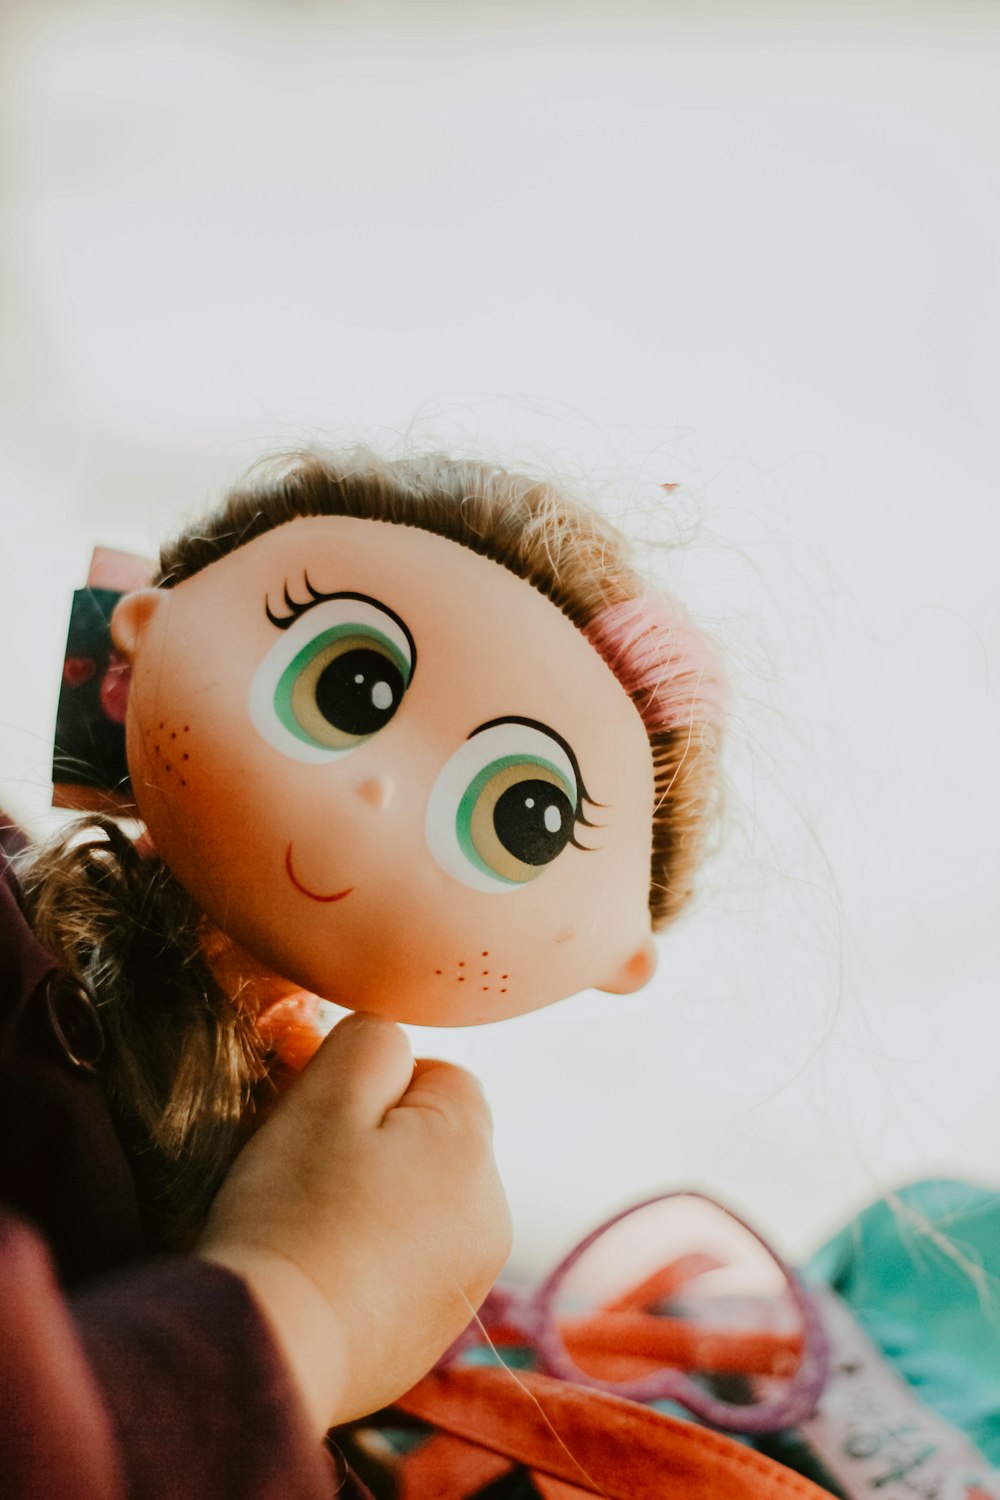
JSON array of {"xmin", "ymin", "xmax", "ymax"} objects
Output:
[
  {"xmin": 264, "ymin": 583, "xmax": 418, "ymax": 678},
  {"xmin": 570, "ymin": 797, "xmax": 603, "ymax": 851},
  {"xmin": 569, "ymin": 801, "xmax": 604, "ymax": 852},
  {"xmin": 265, "ymin": 573, "xmax": 338, "ymax": 630}
]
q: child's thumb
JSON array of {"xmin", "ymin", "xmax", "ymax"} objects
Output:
[{"xmin": 288, "ymin": 1010, "xmax": 415, "ymax": 1129}]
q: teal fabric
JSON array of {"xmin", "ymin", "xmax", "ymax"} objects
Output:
[{"xmin": 808, "ymin": 1178, "xmax": 1000, "ymax": 1466}]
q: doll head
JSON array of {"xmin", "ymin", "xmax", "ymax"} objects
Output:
[{"xmin": 113, "ymin": 451, "xmax": 724, "ymax": 1027}]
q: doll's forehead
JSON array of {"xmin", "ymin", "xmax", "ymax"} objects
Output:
[
  {"xmin": 182, "ymin": 514, "xmax": 590, "ymax": 663},
  {"xmin": 167, "ymin": 513, "xmax": 647, "ymax": 743},
  {"xmin": 199, "ymin": 513, "xmax": 538, "ymax": 609}
]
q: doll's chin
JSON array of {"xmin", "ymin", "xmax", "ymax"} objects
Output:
[
  {"xmin": 343, "ymin": 1004, "xmax": 529, "ymax": 1029},
  {"xmin": 216, "ymin": 932, "xmax": 567, "ymax": 1027},
  {"xmin": 330, "ymin": 985, "xmax": 561, "ymax": 1029}
]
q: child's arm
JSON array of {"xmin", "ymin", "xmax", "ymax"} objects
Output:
[
  {"xmin": 0, "ymin": 1013, "xmax": 510, "ymax": 1497},
  {"xmin": 199, "ymin": 1011, "xmax": 512, "ymax": 1437},
  {"xmin": 0, "ymin": 1213, "xmax": 336, "ymax": 1499}
]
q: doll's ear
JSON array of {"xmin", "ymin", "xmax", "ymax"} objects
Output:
[
  {"xmin": 595, "ymin": 935, "xmax": 658, "ymax": 995},
  {"xmin": 110, "ymin": 589, "xmax": 162, "ymax": 660}
]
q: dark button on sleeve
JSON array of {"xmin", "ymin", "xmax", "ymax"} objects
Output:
[{"xmin": 45, "ymin": 974, "xmax": 106, "ymax": 1074}]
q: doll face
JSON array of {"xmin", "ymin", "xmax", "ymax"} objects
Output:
[{"xmin": 115, "ymin": 516, "xmax": 656, "ymax": 1025}]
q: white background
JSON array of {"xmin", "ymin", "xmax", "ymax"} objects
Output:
[{"xmin": 0, "ymin": 0, "xmax": 997, "ymax": 1271}]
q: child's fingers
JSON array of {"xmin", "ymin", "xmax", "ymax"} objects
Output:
[
  {"xmin": 394, "ymin": 1058, "xmax": 494, "ymax": 1136},
  {"xmin": 284, "ymin": 1011, "xmax": 415, "ymax": 1130}
]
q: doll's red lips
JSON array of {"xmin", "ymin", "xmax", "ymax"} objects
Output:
[{"xmin": 284, "ymin": 845, "xmax": 353, "ymax": 903}]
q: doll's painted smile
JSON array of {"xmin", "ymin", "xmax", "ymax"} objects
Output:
[{"xmin": 284, "ymin": 844, "xmax": 353, "ymax": 903}]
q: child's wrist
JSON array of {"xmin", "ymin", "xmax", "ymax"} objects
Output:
[{"xmin": 197, "ymin": 1243, "xmax": 349, "ymax": 1437}]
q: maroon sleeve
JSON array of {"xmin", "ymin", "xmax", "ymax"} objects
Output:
[
  {"xmin": 0, "ymin": 813, "xmax": 28, "ymax": 861},
  {"xmin": 0, "ymin": 1214, "xmax": 124, "ymax": 1499},
  {"xmin": 0, "ymin": 1214, "xmax": 340, "ymax": 1500}
]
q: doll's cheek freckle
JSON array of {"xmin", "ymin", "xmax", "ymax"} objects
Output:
[
  {"xmin": 436, "ymin": 957, "xmax": 511, "ymax": 991},
  {"xmin": 151, "ymin": 725, "xmax": 194, "ymax": 788}
]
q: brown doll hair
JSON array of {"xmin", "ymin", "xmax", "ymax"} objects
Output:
[{"xmin": 23, "ymin": 448, "xmax": 723, "ymax": 1247}]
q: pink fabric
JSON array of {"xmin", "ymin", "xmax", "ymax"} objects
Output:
[{"xmin": 584, "ymin": 596, "xmax": 726, "ymax": 734}]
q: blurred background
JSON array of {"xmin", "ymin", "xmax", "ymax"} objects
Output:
[{"xmin": 0, "ymin": 0, "xmax": 997, "ymax": 1271}]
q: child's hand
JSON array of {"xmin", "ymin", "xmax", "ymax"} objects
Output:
[{"xmin": 198, "ymin": 1012, "xmax": 512, "ymax": 1435}]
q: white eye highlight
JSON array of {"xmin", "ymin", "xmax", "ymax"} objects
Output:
[
  {"xmin": 425, "ymin": 720, "xmax": 580, "ymax": 894},
  {"xmin": 249, "ymin": 595, "xmax": 414, "ymax": 763}
]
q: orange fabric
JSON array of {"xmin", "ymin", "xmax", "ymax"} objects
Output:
[
  {"xmin": 561, "ymin": 1309, "xmax": 801, "ymax": 1376},
  {"xmin": 533, "ymin": 1476, "xmax": 597, "ymax": 1500},
  {"xmin": 479, "ymin": 1308, "xmax": 800, "ymax": 1387},
  {"xmin": 254, "ymin": 992, "xmax": 328, "ymax": 1072},
  {"xmin": 602, "ymin": 1252, "xmax": 722, "ymax": 1313},
  {"xmin": 396, "ymin": 1432, "xmax": 512, "ymax": 1499},
  {"xmin": 395, "ymin": 1366, "xmax": 835, "ymax": 1498},
  {"xmin": 462, "ymin": 1307, "xmax": 799, "ymax": 1377}
]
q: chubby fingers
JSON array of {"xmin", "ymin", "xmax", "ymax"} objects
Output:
[
  {"xmin": 284, "ymin": 1011, "xmax": 416, "ymax": 1130},
  {"xmin": 395, "ymin": 1058, "xmax": 494, "ymax": 1135}
]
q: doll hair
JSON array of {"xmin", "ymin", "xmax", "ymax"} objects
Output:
[{"xmin": 23, "ymin": 449, "xmax": 723, "ymax": 1247}]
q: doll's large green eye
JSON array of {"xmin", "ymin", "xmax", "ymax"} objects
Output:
[
  {"xmin": 250, "ymin": 596, "xmax": 414, "ymax": 762},
  {"xmin": 276, "ymin": 629, "xmax": 408, "ymax": 749},
  {"xmin": 426, "ymin": 719, "xmax": 581, "ymax": 893},
  {"xmin": 458, "ymin": 760, "xmax": 574, "ymax": 882}
]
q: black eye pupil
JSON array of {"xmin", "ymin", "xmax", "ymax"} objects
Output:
[
  {"xmin": 492, "ymin": 779, "xmax": 574, "ymax": 867},
  {"xmin": 314, "ymin": 648, "xmax": 404, "ymax": 736}
]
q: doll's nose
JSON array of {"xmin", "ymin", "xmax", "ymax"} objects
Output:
[{"xmin": 354, "ymin": 775, "xmax": 394, "ymax": 812}]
